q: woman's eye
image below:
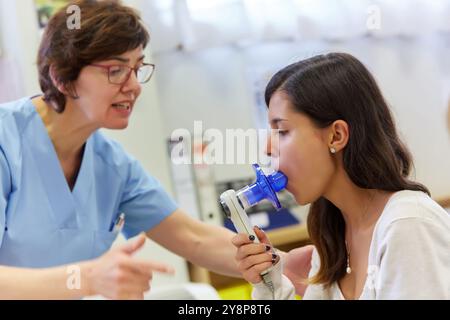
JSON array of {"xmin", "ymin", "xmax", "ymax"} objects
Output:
[{"xmin": 278, "ymin": 130, "xmax": 289, "ymax": 136}]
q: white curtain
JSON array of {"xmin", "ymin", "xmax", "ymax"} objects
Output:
[{"xmin": 142, "ymin": 0, "xmax": 450, "ymax": 53}]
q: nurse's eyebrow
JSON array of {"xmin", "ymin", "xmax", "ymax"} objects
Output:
[
  {"xmin": 270, "ymin": 118, "xmax": 288, "ymax": 126},
  {"xmin": 108, "ymin": 55, "xmax": 146, "ymax": 63}
]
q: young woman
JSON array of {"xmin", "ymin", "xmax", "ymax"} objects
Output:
[{"xmin": 232, "ymin": 53, "xmax": 450, "ymax": 299}]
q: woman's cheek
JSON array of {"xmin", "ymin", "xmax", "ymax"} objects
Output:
[
  {"xmin": 277, "ymin": 142, "xmax": 291, "ymax": 173},
  {"xmin": 278, "ymin": 135, "xmax": 293, "ymax": 160},
  {"xmin": 279, "ymin": 145, "xmax": 300, "ymax": 178}
]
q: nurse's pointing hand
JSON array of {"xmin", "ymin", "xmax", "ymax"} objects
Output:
[
  {"xmin": 121, "ymin": 233, "xmax": 148, "ymax": 254},
  {"xmin": 84, "ymin": 234, "xmax": 175, "ymax": 300}
]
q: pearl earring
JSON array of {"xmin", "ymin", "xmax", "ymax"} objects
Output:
[{"xmin": 330, "ymin": 147, "xmax": 336, "ymax": 154}]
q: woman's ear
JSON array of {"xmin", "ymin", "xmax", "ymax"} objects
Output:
[{"xmin": 328, "ymin": 120, "xmax": 349, "ymax": 153}]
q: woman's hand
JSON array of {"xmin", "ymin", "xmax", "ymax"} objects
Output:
[
  {"xmin": 231, "ymin": 226, "xmax": 279, "ymax": 284},
  {"xmin": 84, "ymin": 234, "xmax": 175, "ymax": 300}
]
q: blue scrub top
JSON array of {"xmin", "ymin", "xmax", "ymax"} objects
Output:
[{"xmin": 0, "ymin": 97, "xmax": 178, "ymax": 268}]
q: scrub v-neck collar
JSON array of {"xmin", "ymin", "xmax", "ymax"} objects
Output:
[{"xmin": 24, "ymin": 99, "xmax": 94, "ymax": 229}]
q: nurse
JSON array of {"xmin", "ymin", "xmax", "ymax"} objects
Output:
[{"xmin": 0, "ymin": 0, "xmax": 312, "ymax": 299}]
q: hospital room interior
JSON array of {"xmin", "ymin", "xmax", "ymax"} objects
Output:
[{"xmin": 0, "ymin": 0, "xmax": 449, "ymax": 300}]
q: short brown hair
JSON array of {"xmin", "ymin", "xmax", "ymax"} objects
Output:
[{"xmin": 37, "ymin": 0, "xmax": 150, "ymax": 113}]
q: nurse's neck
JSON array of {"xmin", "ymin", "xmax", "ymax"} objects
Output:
[{"xmin": 32, "ymin": 97, "xmax": 95, "ymax": 161}]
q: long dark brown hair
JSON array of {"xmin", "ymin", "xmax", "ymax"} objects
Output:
[{"xmin": 265, "ymin": 53, "xmax": 430, "ymax": 287}]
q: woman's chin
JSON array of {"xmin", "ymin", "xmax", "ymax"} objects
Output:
[
  {"xmin": 295, "ymin": 196, "xmax": 310, "ymax": 206},
  {"xmin": 287, "ymin": 189, "xmax": 303, "ymax": 205},
  {"xmin": 290, "ymin": 190, "xmax": 313, "ymax": 206}
]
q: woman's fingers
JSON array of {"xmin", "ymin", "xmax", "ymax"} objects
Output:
[
  {"xmin": 235, "ymin": 242, "xmax": 271, "ymax": 260},
  {"xmin": 253, "ymin": 226, "xmax": 272, "ymax": 246},
  {"xmin": 232, "ymin": 227, "xmax": 280, "ymax": 284},
  {"xmin": 243, "ymin": 261, "xmax": 274, "ymax": 284},
  {"xmin": 239, "ymin": 251, "xmax": 277, "ymax": 271},
  {"xmin": 231, "ymin": 226, "xmax": 271, "ymax": 248},
  {"xmin": 233, "ymin": 227, "xmax": 275, "ymax": 260},
  {"xmin": 231, "ymin": 233, "xmax": 255, "ymax": 247}
]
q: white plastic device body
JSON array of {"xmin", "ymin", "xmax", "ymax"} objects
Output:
[{"xmin": 220, "ymin": 190, "xmax": 275, "ymax": 296}]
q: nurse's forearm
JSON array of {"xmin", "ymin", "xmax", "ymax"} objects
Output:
[
  {"xmin": 0, "ymin": 263, "xmax": 91, "ymax": 300},
  {"xmin": 146, "ymin": 210, "xmax": 241, "ymax": 278},
  {"xmin": 189, "ymin": 224, "xmax": 241, "ymax": 278}
]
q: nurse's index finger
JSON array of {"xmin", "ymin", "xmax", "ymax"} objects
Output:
[{"xmin": 131, "ymin": 258, "xmax": 176, "ymax": 275}]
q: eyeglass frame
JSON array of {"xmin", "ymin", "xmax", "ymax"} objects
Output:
[{"xmin": 89, "ymin": 63, "xmax": 155, "ymax": 85}]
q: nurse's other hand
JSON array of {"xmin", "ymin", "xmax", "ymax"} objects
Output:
[
  {"xmin": 85, "ymin": 234, "xmax": 175, "ymax": 300},
  {"xmin": 231, "ymin": 226, "xmax": 279, "ymax": 284}
]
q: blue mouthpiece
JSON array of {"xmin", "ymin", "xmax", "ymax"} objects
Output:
[{"xmin": 240, "ymin": 164, "xmax": 288, "ymax": 210}]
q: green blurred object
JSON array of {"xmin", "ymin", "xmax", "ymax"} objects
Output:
[{"xmin": 35, "ymin": 0, "xmax": 70, "ymax": 28}]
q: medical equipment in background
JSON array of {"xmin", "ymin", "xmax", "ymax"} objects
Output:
[
  {"xmin": 219, "ymin": 164, "xmax": 288, "ymax": 299},
  {"xmin": 168, "ymin": 135, "xmax": 225, "ymax": 225}
]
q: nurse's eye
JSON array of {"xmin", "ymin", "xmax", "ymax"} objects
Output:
[
  {"xmin": 278, "ymin": 130, "xmax": 289, "ymax": 136},
  {"xmin": 109, "ymin": 66, "xmax": 126, "ymax": 77},
  {"xmin": 135, "ymin": 65, "xmax": 145, "ymax": 76}
]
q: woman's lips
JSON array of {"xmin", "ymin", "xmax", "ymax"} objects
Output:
[{"xmin": 285, "ymin": 181, "xmax": 293, "ymax": 192}]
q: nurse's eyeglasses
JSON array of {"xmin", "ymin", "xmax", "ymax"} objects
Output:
[{"xmin": 89, "ymin": 63, "xmax": 155, "ymax": 85}]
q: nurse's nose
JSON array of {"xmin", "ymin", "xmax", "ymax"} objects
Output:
[{"xmin": 121, "ymin": 69, "xmax": 141, "ymax": 94}]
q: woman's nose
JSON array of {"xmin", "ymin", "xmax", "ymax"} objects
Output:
[{"xmin": 265, "ymin": 132, "xmax": 272, "ymax": 156}]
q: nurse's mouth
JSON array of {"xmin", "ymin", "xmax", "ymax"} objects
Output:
[{"xmin": 111, "ymin": 102, "xmax": 132, "ymax": 111}]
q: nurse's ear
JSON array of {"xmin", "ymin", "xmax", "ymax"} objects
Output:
[
  {"xmin": 327, "ymin": 120, "xmax": 349, "ymax": 154},
  {"xmin": 49, "ymin": 64, "xmax": 79, "ymax": 100}
]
